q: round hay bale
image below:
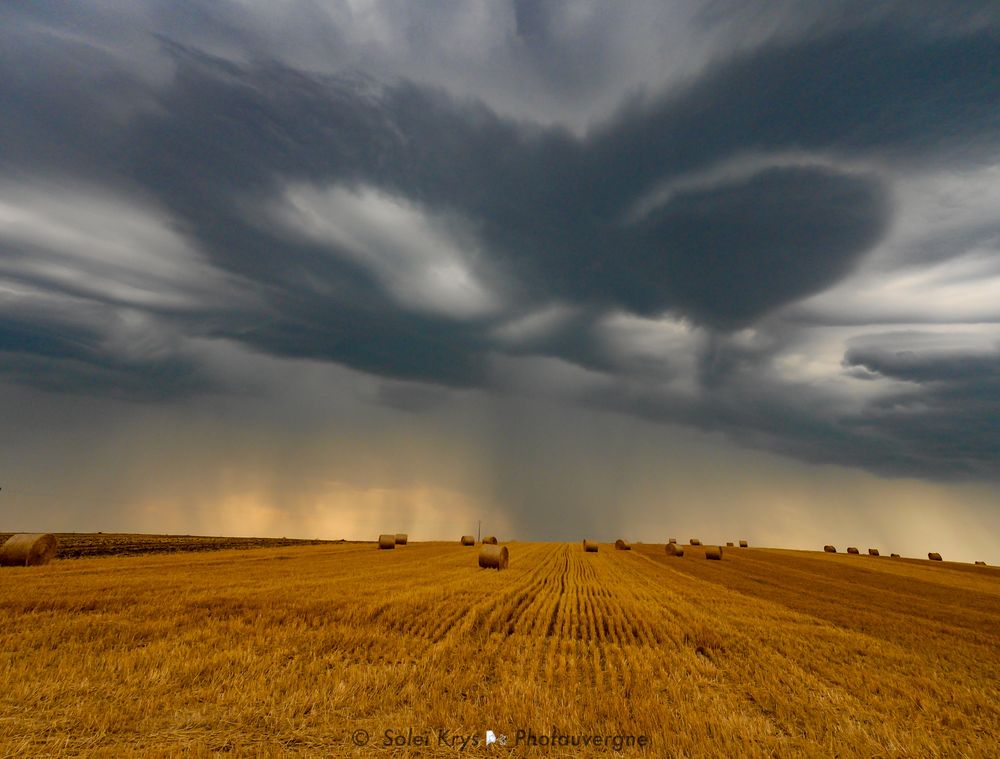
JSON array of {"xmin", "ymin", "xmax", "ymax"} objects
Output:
[
  {"xmin": 690, "ymin": 538, "xmax": 702, "ymax": 546},
  {"xmin": 481, "ymin": 535, "xmax": 498, "ymax": 545},
  {"xmin": 665, "ymin": 542, "xmax": 684, "ymax": 557},
  {"xmin": 739, "ymin": 540, "xmax": 748, "ymax": 548},
  {"xmin": 975, "ymin": 561, "xmax": 987, "ymax": 566},
  {"xmin": 705, "ymin": 546, "xmax": 722, "ymax": 560},
  {"xmin": 460, "ymin": 535, "xmax": 475, "ymax": 546},
  {"xmin": 478, "ymin": 544, "xmax": 509, "ymax": 570},
  {"xmin": 0, "ymin": 533, "xmax": 58, "ymax": 567},
  {"xmin": 868, "ymin": 548, "xmax": 880, "ymax": 557},
  {"xmin": 847, "ymin": 546, "xmax": 860, "ymax": 555},
  {"xmin": 890, "ymin": 553, "xmax": 900, "ymax": 558},
  {"xmin": 377, "ymin": 534, "xmax": 396, "ymax": 549},
  {"xmin": 824, "ymin": 545, "xmax": 837, "ymax": 553},
  {"xmin": 726, "ymin": 542, "xmax": 734, "ymax": 547},
  {"xmin": 583, "ymin": 540, "xmax": 599, "ymax": 553},
  {"xmin": 394, "ymin": 533, "xmax": 408, "ymax": 545},
  {"xmin": 614, "ymin": 539, "xmax": 631, "ymax": 550},
  {"xmin": 928, "ymin": 552, "xmax": 942, "ymax": 561},
  {"xmin": 668, "ymin": 538, "xmax": 677, "ymax": 544}
]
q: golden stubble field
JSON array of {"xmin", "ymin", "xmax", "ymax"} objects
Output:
[{"xmin": 2, "ymin": 540, "xmax": 999, "ymax": 757}]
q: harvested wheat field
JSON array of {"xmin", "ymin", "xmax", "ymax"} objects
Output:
[{"xmin": 1, "ymin": 541, "xmax": 999, "ymax": 757}]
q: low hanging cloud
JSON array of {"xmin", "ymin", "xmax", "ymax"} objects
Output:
[{"xmin": 1, "ymin": 1, "xmax": 1000, "ymax": 488}]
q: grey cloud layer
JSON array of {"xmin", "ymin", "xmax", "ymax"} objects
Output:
[
  {"xmin": 840, "ymin": 333, "xmax": 1000, "ymax": 478},
  {"xmin": 2, "ymin": 3, "xmax": 999, "ymax": 479}
]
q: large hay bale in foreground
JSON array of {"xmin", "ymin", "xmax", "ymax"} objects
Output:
[
  {"xmin": 378, "ymin": 534, "xmax": 396, "ymax": 549},
  {"xmin": 614, "ymin": 539, "xmax": 631, "ymax": 551},
  {"xmin": 868, "ymin": 548, "xmax": 880, "ymax": 557},
  {"xmin": 847, "ymin": 546, "xmax": 860, "ymax": 555},
  {"xmin": 824, "ymin": 545, "xmax": 837, "ymax": 553},
  {"xmin": 975, "ymin": 561, "xmax": 987, "ymax": 566},
  {"xmin": 583, "ymin": 540, "xmax": 599, "ymax": 553},
  {"xmin": 460, "ymin": 535, "xmax": 475, "ymax": 546},
  {"xmin": 665, "ymin": 542, "xmax": 684, "ymax": 557},
  {"xmin": 690, "ymin": 538, "xmax": 702, "ymax": 546},
  {"xmin": 481, "ymin": 535, "xmax": 498, "ymax": 545},
  {"xmin": 739, "ymin": 540, "xmax": 748, "ymax": 548},
  {"xmin": 394, "ymin": 534, "xmax": 408, "ymax": 545},
  {"xmin": 705, "ymin": 546, "xmax": 723, "ymax": 560},
  {"xmin": 0, "ymin": 533, "xmax": 58, "ymax": 567},
  {"xmin": 928, "ymin": 552, "xmax": 942, "ymax": 561},
  {"xmin": 479, "ymin": 544, "xmax": 509, "ymax": 570}
]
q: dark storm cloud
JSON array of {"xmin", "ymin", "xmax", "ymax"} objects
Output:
[
  {"xmin": 621, "ymin": 168, "xmax": 888, "ymax": 326},
  {"xmin": 119, "ymin": 35, "xmax": 903, "ymax": 342},
  {"xmin": 2, "ymin": 3, "xmax": 1000, "ymax": 479},
  {"xmin": 844, "ymin": 338, "xmax": 1000, "ymax": 384},
  {"xmin": 0, "ymin": 16, "xmax": 145, "ymax": 183},
  {"xmin": 111, "ymin": 47, "xmax": 495, "ymax": 385},
  {"xmin": 0, "ymin": 38, "xmax": 887, "ymax": 385},
  {"xmin": 716, "ymin": 331, "xmax": 1000, "ymax": 479},
  {"xmin": 117, "ymin": 19, "xmax": 998, "ymax": 341},
  {"xmin": 0, "ymin": 314, "xmax": 208, "ymax": 400},
  {"xmin": 839, "ymin": 333, "xmax": 1000, "ymax": 478},
  {"xmin": 587, "ymin": 25, "xmax": 1000, "ymax": 190},
  {"xmin": 586, "ymin": 341, "xmax": 1000, "ymax": 482}
]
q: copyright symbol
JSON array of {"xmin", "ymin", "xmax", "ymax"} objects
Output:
[{"xmin": 352, "ymin": 729, "xmax": 370, "ymax": 746}]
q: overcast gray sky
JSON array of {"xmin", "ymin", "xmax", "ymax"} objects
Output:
[{"xmin": 2, "ymin": 1, "xmax": 999, "ymax": 561}]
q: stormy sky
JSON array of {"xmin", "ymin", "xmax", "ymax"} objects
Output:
[{"xmin": 2, "ymin": 1, "xmax": 999, "ymax": 561}]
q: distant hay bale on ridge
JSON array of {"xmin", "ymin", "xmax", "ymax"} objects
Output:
[
  {"xmin": 705, "ymin": 546, "xmax": 722, "ymax": 560},
  {"xmin": 377, "ymin": 534, "xmax": 396, "ymax": 550},
  {"xmin": 890, "ymin": 553, "xmax": 900, "ymax": 558},
  {"xmin": 0, "ymin": 533, "xmax": 58, "ymax": 567},
  {"xmin": 847, "ymin": 547, "xmax": 860, "ymax": 555},
  {"xmin": 460, "ymin": 535, "xmax": 475, "ymax": 546},
  {"xmin": 479, "ymin": 544, "xmax": 509, "ymax": 570},
  {"xmin": 739, "ymin": 540, "xmax": 748, "ymax": 548},
  {"xmin": 668, "ymin": 538, "xmax": 677, "ymax": 544},
  {"xmin": 690, "ymin": 538, "xmax": 702, "ymax": 546},
  {"xmin": 824, "ymin": 545, "xmax": 837, "ymax": 553},
  {"xmin": 394, "ymin": 534, "xmax": 408, "ymax": 545},
  {"xmin": 868, "ymin": 548, "xmax": 880, "ymax": 557},
  {"xmin": 665, "ymin": 542, "xmax": 684, "ymax": 557},
  {"xmin": 975, "ymin": 561, "xmax": 987, "ymax": 566},
  {"xmin": 928, "ymin": 552, "xmax": 942, "ymax": 561},
  {"xmin": 481, "ymin": 536, "xmax": 498, "ymax": 545},
  {"xmin": 583, "ymin": 540, "xmax": 599, "ymax": 553},
  {"xmin": 726, "ymin": 542, "xmax": 734, "ymax": 547},
  {"xmin": 614, "ymin": 539, "xmax": 631, "ymax": 551}
]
